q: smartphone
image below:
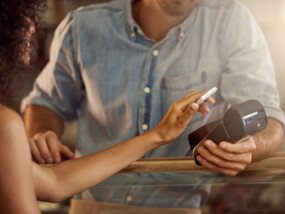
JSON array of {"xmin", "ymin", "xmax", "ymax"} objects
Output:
[{"xmin": 196, "ymin": 86, "xmax": 217, "ymax": 105}]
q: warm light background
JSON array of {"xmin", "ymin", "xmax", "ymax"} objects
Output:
[{"xmin": 241, "ymin": 0, "xmax": 285, "ymax": 111}]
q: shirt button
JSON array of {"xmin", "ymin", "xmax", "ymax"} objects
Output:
[
  {"xmin": 131, "ymin": 32, "xmax": 135, "ymax": 38},
  {"xmin": 126, "ymin": 195, "xmax": 132, "ymax": 202},
  {"xmin": 153, "ymin": 50, "xmax": 159, "ymax": 56},
  {"xmin": 144, "ymin": 87, "xmax": 151, "ymax": 94},
  {"xmin": 142, "ymin": 124, "xmax": 148, "ymax": 131},
  {"xmin": 180, "ymin": 32, "xmax": 184, "ymax": 37}
]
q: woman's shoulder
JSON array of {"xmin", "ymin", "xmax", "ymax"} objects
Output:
[{"xmin": 0, "ymin": 105, "xmax": 24, "ymax": 131}]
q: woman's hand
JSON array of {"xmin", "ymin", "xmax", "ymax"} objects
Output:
[{"xmin": 153, "ymin": 91, "xmax": 215, "ymax": 145}]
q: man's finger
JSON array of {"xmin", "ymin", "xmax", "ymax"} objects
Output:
[
  {"xmin": 196, "ymin": 155, "xmax": 240, "ymax": 176},
  {"xmin": 35, "ymin": 136, "xmax": 54, "ymax": 163},
  {"xmin": 204, "ymin": 140, "xmax": 252, "ymax": 164},
  {"xmin": 198, "ymin": 146, "xmax": 247, "ymax": 171},
  {"xmin": 219, "ymin": 138, "xmax": 256, "ymax": 154},
  {"xmin": 46, "ymin": 135, "xmax": 62, "ymax": 163},
  {"xmin": 29, "ymin": 139, "xmax": 45, "ymax": 164},
  {"xmin": 60, "ymin": 144, "xmax": 74, "ymax": 160}
]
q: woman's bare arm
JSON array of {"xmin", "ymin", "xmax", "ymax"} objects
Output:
[
  {"xmin": 0, "ymin": 106, "xmax": 41, "ymax": 214},
  {"xmin": 33, "ymin": 130, "xmax": 166, "ymax": 202}
]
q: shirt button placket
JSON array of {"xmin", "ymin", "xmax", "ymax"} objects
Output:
[
  {"xmin": 144, "ymin": 87, "xmax": 151, "ymax": 94},
  {"xmin": 142, "ymin": 124, "xmax": 148, "ymax": 131},
  {"xmin": 153, "ymin": 50, "xmax": 159, "ymax": 56},
  {"xmin": 126, "ymin": 195, "xmax": 133, "ymax": 202},
  {"xmin": 141, "ymin": 49, "xmax": 159, "ymax": 133},
  {"xmin": 131, "ymin": 32, "xmax": 135, "ymax": 40}
]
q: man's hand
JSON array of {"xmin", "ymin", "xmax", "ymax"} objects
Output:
[
  {"xmin": 29, "ymin": 130, "xmax": 74, "ymax": 164},
  {"xmin": 23, "ymin": 105, "xmax": 74, "ymax": 164},
  {"xmin": 196, "ymin": 136, "xmax": 256, "ymax": 176}
]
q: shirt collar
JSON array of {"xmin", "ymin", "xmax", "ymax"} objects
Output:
[
  {"xmin": 167, "ymin": 6, "xmax": 199, "ymax": 39},
  {"xmin": 125, "ymin": 0, "xmax": 138, "ymax": 40}
]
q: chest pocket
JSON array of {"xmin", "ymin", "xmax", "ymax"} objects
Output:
[{"xmin": 161, "ymin": 71, "xmax": 213, "ymax": 124}]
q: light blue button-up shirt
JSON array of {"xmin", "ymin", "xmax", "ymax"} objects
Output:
[{"xmin": 22, "ymin": 0, "xmax": 285, "ymax": 208}]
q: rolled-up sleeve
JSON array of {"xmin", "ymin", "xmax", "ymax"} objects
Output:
[
  {"xmin": 219, "ymin": 1, "xmax": 285, "ymax": 126},
  {"xmin": 21, "ymin": 12, "xmax": 83, "ymax": 122}
]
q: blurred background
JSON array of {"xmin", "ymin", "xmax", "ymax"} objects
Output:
[{"xmin": 3, "ymin": 0, "xmax": 285, "ymax": 213}]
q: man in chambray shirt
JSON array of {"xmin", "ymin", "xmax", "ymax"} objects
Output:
[{"xmin": 21, "ymin": 0, "xmax": 284, "ymax": 209}]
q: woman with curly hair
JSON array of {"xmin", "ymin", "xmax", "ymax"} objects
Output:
[
  {"xmin": 0, "ymin": 0, "xmax": 45, "ymax": 95},
  {"xmin": 0, "ymin": 1, "xmax": 46, "ymax": 213},
  {"xmin": 0, "ymin": 0, "xmax": 214, "ymax": 213}
]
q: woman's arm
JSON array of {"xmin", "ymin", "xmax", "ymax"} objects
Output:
[
  {"xmin": 0, "ymin": 106, "xmax": 41, "ymax": 214},
  {"xmin": 34, "ymin": 90, "xmax": 213, "ymax": 202},
  {"xmin": 33, "ymin": 130, "xmax": 167, "ymax": 202}
]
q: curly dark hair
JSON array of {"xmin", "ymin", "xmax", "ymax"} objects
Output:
[{"xmin": 0, "ymin": 0, "xmax": 46, "ymax": 96}]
